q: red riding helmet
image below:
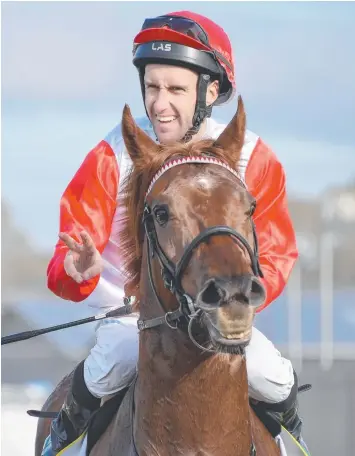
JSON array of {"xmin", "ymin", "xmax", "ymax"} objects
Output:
[{"xmin": 132, "ymin": 11, "xmax": 236, "ymax": 137}]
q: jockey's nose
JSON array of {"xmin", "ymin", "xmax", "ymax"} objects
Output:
[
  {"xmin": 153, "ymin": 88, "xmax": 171, "ymax": 113},
  {"xmin": 196, "ymin": 276, "xmax": 265, "ymax": 309}
]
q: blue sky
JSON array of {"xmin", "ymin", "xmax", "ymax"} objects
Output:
[{"xmin": 2, "ymin": 1, "xmax": 355, "ymax": 252}]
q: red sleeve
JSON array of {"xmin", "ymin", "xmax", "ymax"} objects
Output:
[
  {"xmin": 245, "ymin": 138, "xmax": 298, "ymax": 312},
  {"xmin": 47, "ymin": 140, "xmax": 119, "ymax": 302}
]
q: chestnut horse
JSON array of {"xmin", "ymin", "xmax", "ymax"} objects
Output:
[{"xmin": 35, "ymin": 96, "xmax": 281, "ymax": 455}]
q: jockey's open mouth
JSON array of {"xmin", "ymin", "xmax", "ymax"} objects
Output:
[
  {"xmin": 153, "ymin": 115, "xmax": 179, "ymax": 134},
  {"xmin": 156, "ymin": 115, "xmax": 178, "ymax": 123}
]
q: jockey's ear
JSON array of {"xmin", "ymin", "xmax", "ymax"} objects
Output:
[
  {"xmin": 213, "ymin": 95, "xmax": 246, "ymax": 166},
  {"xmin": 121, "ymin": 104, "xmax": 159, "ymax": 165}
]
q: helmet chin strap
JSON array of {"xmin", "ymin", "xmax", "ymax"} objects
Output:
[{"xmin": 181, "ymin": 74, "xmax": 213, "ymax": 143}]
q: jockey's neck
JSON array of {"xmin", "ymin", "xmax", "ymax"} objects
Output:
[{"xmin": 187, "ymin": 118, "xmax": 208, "ymax": 144}]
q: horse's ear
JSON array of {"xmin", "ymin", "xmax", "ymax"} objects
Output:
[
  {"xmin": 121, "ymin": 104, "xmax": 159, "ymax": 164},
  {"xmin": 214, "ymin": 95, "xmax": 246, "ymax": 165}
]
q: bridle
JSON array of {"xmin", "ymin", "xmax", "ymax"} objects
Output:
[
  {"xmin": 137, "ymin": 156, "xmax": 264, "ymax": 335},
  {"xmin": 134, "ymin": 155, "xmax": 260, "ymax": 456}
]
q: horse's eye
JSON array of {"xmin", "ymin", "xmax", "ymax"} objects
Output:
[
  {"xmin": 153, "ymin": 205, "xmax": 169, "ymax": 226},
  {"xmin": 247, "ymin": 199, "xmax": 257, "ymax": 217}
]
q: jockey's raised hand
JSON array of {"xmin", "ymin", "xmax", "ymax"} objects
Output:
[{"xmin": 59, "ymin": 231, "xmax": 103, "ymax": 283}]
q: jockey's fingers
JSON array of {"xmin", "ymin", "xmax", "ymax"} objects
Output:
[
  {"xmin": 59, "ymin": 232, "xmax": 84, "ymax": 253},
  {"xmin": 79, "ymin": 231, "xmax": 97, "ymax": 254},
  {"xmin": 82, "ymin": 262, "xmax": 103, "ymax": 281},
  {"xmin": 64, "ymin": 252, "xmax": 84, "ymax": 283}
]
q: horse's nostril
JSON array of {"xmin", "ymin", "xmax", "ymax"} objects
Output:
[{"xmin": 200, "ymin": 280, "xmax": 226, "ymax": 305}]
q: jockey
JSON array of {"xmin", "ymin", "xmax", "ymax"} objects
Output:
[{"xmin": 46, "ymin": 11, "xmax": 309, "ymax": 454}]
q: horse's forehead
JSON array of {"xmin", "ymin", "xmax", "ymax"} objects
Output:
[
  {"xmin": 169, "ymin": 164, "xmax": 233, "ymax": 187},
  {"xmin": 151, "ymin": 164, "xmax": 245, "ymax": 205},
  {"xmin": 163, "ymin": 170, "xmax": 220, "ymax": 197},
  {"xmin": 194, "ymin": 175, "xmax": 215, "ymax": 190}
]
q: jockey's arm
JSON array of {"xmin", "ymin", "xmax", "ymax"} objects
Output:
[
  {"xmin": 245, "ymin": 139, "xmax": 298, "ymax": 312},
  {"xmin": 47, "ymin": 141, "xmax": 119, "ymax": 302}
]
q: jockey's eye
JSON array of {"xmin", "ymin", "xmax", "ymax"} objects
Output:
[{"xmin": 153, "ymin": 205, "xmax": 169, "ymax": 226}]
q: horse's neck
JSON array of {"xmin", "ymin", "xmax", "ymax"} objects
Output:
[
  {"xmin": 135, "ymin": 327, "xmax": 253, "ymax": 455},
  {"xmin": 134, "ymin": 256, "xmax": 254, "ymax": 454}
]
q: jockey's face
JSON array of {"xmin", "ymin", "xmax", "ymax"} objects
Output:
[{"xmin": 144, "ymin": 64, "xmax": 218, "ymax": 144}]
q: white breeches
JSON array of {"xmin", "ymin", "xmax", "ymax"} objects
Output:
[{"xmin": 84, "ymin": 316, "xmax": 294, "ymax": 403}]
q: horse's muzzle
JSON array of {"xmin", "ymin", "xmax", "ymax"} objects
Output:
[{"xmin": 196, "ymin": 275, "xmax": 265, "ymax": 310}]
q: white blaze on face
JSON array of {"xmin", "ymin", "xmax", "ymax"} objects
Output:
[{"xmin": 196, "ymin": 175, "xmax": 214, "ymax": 190}]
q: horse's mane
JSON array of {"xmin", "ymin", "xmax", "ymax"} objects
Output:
[{"xmin": 119, "ymin": 138, "xmax": 240, "ymax": 308}]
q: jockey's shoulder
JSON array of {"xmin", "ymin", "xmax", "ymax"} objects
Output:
[
  {"xmin": 206, "ymin": 116, "xmax": 260, "ymax": 150},
  {"xmin": 207, "ymin": 117, "xmax": 280, "ymax": 168}
]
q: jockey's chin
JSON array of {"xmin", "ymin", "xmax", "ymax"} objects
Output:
[
  {"xmin": 153, "ymin": 119, "xmax": 208, "ymax": 145},
  {"xmin": 152, "ymin": 118, "xmax": 190, "ymax": 145}
]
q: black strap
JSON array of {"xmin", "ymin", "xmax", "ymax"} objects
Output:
[{"xmin": 137, "ymin": 308, "xmax": 184, "ymax": 330}]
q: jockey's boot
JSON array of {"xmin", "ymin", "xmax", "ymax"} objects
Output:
[
  {"xmin": 262, "ymin": 371, "xmax": 311, "ymax": 454},
  {"xmin": 281, "ymin": 398, "xmax": 310, "ymax": 453},
  {"xmin": 50, "ymin": 360, "xmax": 100, "ymax": 454}
]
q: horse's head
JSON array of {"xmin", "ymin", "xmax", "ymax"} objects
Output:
[{"xmin": 120, "ymin": 96, "xmax": 265, "ymax": 353}]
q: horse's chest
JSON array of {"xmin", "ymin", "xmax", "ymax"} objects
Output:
[{"xmin": 138, "ymin": 398, "xmax": 251, "ymax": 456}]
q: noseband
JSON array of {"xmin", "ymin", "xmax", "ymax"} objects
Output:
[{"xmin": 137, "ymin": 156, "xmax": 263, "ymax": 333}]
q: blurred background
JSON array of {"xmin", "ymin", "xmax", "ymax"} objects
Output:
[{"xmin": 1, "ymin": 2, "xmax": 355, "ymax": 455}]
